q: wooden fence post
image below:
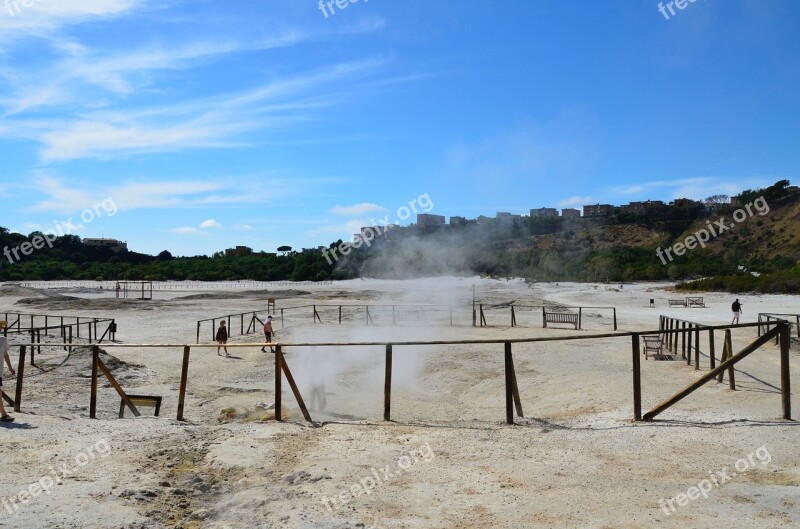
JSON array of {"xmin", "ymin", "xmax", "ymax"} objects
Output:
[
  {"xmin": 708, "ymin": 329, "xmax": 715, "ymax": 370},
  {"xmin": 694, "ymin": 327, "xmax": 700, "ymax": 370},
  {"xmin": 274, "ymin": 345, "xmax": 282, "ymax": 421},
  {"xmin": 384, "ymin": 344, "xmax": 392, "ymax": 421},
  {"xmin": 681, "ymin": 322, "xmax": 687, "ymax": 358},
  {"xmin": 504, "ymin": 342, "xmax": 514, "ymax": 425},
  {"xmin": 14, "ymin": 346, "xmax": 25, "ymax": 412},
  {"xmin": 632, "ymin": 334, "xmax": 641, "ymax": 421},
  {"xmin": 90, "ymin": 345, "xmax": 99, "ymax": 419},
  {"xmin": 177, "ymin": 346, "xmax": 191, "ymax": 421},
  {"xmin": 780, "ymin": 323, "xmax": 791, "ymax": 420},
  {"xmin": 725, "ymin": 330, "xmax": 735, "ymax": 389}
]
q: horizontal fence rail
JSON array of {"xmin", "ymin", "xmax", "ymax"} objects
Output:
[{"xmin": 17, "ymin": 280, "xmax": 333, "ymax": 290}]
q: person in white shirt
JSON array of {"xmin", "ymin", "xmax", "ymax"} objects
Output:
[{"xmin": 0, "ymin": 322, "xmax": 14, "ymax": 376}]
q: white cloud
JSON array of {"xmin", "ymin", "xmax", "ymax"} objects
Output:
[
  {"xmin": 24, "ymin": 174, "xmax": 325, "ymax": 216},
  {"xmin": 234, "ymin": 224, "xmax": 255, "ymax": 231},
  {"xmin": 310, "ymin": 220, "xmax": 367, "ymax": 238},
  {"xmin": 28, "ymin": 176, "xmax": 224, "ymax": 214},
  {"xmin": 0, "ymin": 19, "xmax": 388, "ymax": 161},
  {"xmin": 199, "ymin": 219, "xmax": 222, "ymax": 229},
  {"xmin": 557, "ymin": 196, "xmax": 595, "ymax": 208},
  {"xmin": 607, "ymin": 176, "xmax": 774, "ymax": 202},
  {"xmin": 171, "ymin": 226, "xmax": 206, "ymax": 235},
  {"xmin": 0, "ymin": 0, "xmax": 145, "ymax": 37},
  {"xmin": 330, "ymin": 203, "xmax": 386, "ymax": 216}
]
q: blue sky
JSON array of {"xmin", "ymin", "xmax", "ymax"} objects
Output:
[{"xmin": 0, "ymin": 0, "xmax": 797, "ymax": 256}]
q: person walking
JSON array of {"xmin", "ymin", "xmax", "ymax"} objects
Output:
[
  {"xmin": 0, "ymin": 322, "xmax": 15, "ymax": 376},
  {"xmin": 0, "ymin": 335, "xmax": 13, "ymax": 422},
  {"xmin": 216, "ymin": 320, "xmax": 229, "ymax": 357},
  {"xmin": 261, "ymin": 316, "xmax": 274, "ymax": 353},
  {"xmin": 731, "ymin": 299, "xmax": 742, "ymax": 324}
]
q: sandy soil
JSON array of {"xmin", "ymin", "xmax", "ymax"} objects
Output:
[{"xmin": 0, "ymin": 278, "xmax": 798, "ymax": 529}]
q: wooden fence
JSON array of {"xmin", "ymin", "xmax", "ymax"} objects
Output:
[
  {"xmin": 1, "ymin": 311, "xmax": 117, "ymax": 362},
  {"xmin": 4, "ymin": 320, "xmax": 791, "ymax": 425}
]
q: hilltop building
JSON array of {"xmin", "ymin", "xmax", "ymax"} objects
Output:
[
  {"xmin": 417, "ymin": 214, "xmax": 446, "ymax": 226},
  {"xmin": 530, "ymin": 207, "xmax": 558, "ymax": 218},
  {"xmin": 561, "ymin": 208, "xmax": 581, "ymax": 218},
  {"xmin": 82, "ymin": 238, "xmax": 128, "ymax": 253},
  {"xmin": 583, "ymin": 204, "xmax": 614, "ymax": 217},
  {"xmin": 620, "ymin": 200, "xmax": 665, "ymax": 215},
  {"xmin": 225, "ymin": 246, "xmax": 253, "ymax": 257}
]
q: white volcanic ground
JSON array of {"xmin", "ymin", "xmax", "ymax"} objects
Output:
[{"xmin": 0, "ymin": 278, "xmax": 798, "ymax": 529}]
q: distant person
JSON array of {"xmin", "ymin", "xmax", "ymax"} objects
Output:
[
  {"xmin": 261, "ymin": 316, "xmax": 274, "ymax": 353},
  {"xmin": 0, "ymin": 335, "xmax": 13, "ymax": 422},
  {"xmin": 216, "ymin": 321, "xmax": 229, "ymax": 357},
  {"xmin": 0, "ymin": 322, "xmax": 14, "ymax": 376},
  {"xmin": 731, "ymin": 299, "xmax": 742, "ymax": 324}
]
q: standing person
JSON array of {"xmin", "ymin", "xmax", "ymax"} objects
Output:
[
  {"xmin": 216, "ymin": 321, "xmax": 229, "ymax": 357},
  {"xmin": 731, "ymin": 299, "xmax": 743, "ymax": 324},
  {"xmin": 0, "ymin": 335, "xmax": 13, "ymax": 422},
  {"xmin": 0, "ymin": 322, "xmax": 14, "ymax": 376},
  {"xmin": 261, "ymin": 316, "xmax": 274, "ymax": 353}
]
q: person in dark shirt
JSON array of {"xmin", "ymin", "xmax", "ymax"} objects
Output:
[
  {"xmin": 216, "ymin": 321, "xmax": 229, "ymax": 357},
  {"xmin": 731, "ymin": 299, "xmax": 742, "ymax": 324}
]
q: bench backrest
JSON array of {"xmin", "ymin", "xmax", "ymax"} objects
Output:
[{"xmin": 544, "ymin": 312, "xmax": 577, "ymax": 321}]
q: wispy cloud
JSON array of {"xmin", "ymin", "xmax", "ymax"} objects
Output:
[
  {"xmin": 27, "ymin": 176, "xmax": 224, "ymax": 214},
  {"xmin": 1, "ymin": 56, "xmax": 386, "ymax": 161},
  {"xmin": 310, "ymin": 220, "xmax": 365, "ymax": 238},
  {"xmin": 0, "ymin": 0, "xmax": 146, "ymax": 37},
  {"xmin": 330, "ymin": 202, "xmax": 386, "ymax": 216},
  {"xmin": 25, "ymin": 175, "xmax": 330, "ymax": 214},
  {"xmin": 557, "ymin": 196, "xmax": 595, "ymax": 208},
  {"xmin": 172, "ymin": 218, "xmax": 223, "ymax": 236},
  {"xmin": 607, "ymin": 176, "xmax": 774, "ymax": 201},
  {"xmin": 199, "ymin": 219, "xmax": 222, "ymax": 229},
  {"xmin": 171, "ymin": 226, "xmax": 206, "ymax": 235}
]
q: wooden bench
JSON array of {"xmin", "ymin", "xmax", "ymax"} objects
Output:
[
  {"xmin": 119, "ymin": 395, "xmax": 162, "ymax": 418},
  {"xmin": 543, "ymin": 311, "xmax": 579, "ymax": 330},
  {"xmin": 668, "ymin": 299, "xmax": 687, "ymax": 308},
  {"xmin": 686, "ymin": 297, "xmax": 705, "ymax": 308},
  {"xmin": 641, "ymin": 334, "xmax": 666, "ymax": 359}
]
